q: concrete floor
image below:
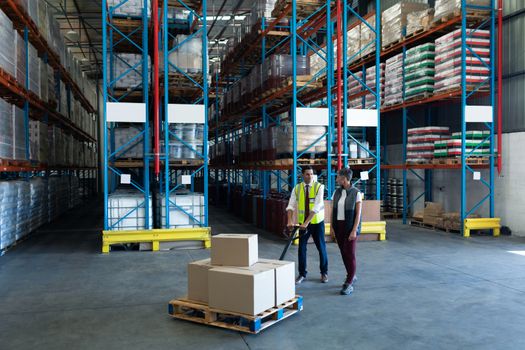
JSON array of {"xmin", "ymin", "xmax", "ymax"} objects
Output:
[{"xmin": 1, "ymin": 200, "xmax": 525, "ymax": 349}]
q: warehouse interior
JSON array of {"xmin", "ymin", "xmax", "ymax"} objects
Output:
[{"xmin": 1, "ymin": 0, "xmax": 525, "ymax": 349}]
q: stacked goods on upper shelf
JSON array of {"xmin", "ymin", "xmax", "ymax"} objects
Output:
[
  {"xmin": 107, "ymin": 0, "xmax": 151, "ymax": 16},
  {"xmin": 108, "ymin": 189, "xmax": 153, "ymax": 231},
  {"xmin": 348, "ymin": 71, "xmax": 364, "ymax": 108},
  {"xmin": 162, "ymin": 124, "xmax": 204, "ymax": 160},
  {"xmin": 434, "ymin": 29, "xmax": 491, "ymax": 93},
  {"xmin": 167, "ymin": 35, "xmax": 205, "ymax": 75},
  {"xmin": 406, "ymin": 8, "xmax": 434, "ymax": 37},
  {"xmin": 404, "ymin": 43, "xmax": 435, "ymax": 100},
  {"xmin": 111, "ymin": 53, "xmax": 151, "ymax": 89},
  {"xmin": 340, "ymin": 14, "xmax": 376, "ymax": 64},
  {"xmin": 434, "ymin": 0, "xmax": 491, "ymax": 23},
  {"xmin": 381, "ymin": 2, "xmax": 429, "ymax": 49},
  {"xmin": 364, "ymin": 64, "xmax": 385, "ymax": 108},
  {"xmin": 29, "ymin": 121, "xmax": 48, "ymax": 164},
  {"xmin": 384, "ymin": 53, "xmax": 404, "ymax": 106},
  {"xmin": 113, "ymin": 126, "xmax": 145, "ymax": 159},
  {"xmin": 407, "ymin": 127, "xmax": 450, "ymax": 164},
  {"xmin": 360, "ymin": 14, "xmax": 377, "ymax": 58},
  {"xmin": 0, "ymin": 10, "xmax": 15, "ymax": 77}
]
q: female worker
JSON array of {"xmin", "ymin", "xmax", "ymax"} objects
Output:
[{"xmin": 331, "ymin": 167, "xmax": 362, "ymax": 295}]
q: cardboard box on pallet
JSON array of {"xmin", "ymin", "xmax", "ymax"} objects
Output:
[
  {"xmin": 187, "ymin": 258, "xmax": 213, "ymax": 304},
  {"xmin": 423, "ymin": 202, "xmax": 444, "ymax": 226},
  {"xmin": 211, "ymin": 234, "xmax": 258, "ymax": 267},
  {"xmin": 208, "ymin": 266, "xmax": 275, "ymax": 315},
  {"xmin": 258, "ymin": 259, "xmax": 295, "ymax": 305}
]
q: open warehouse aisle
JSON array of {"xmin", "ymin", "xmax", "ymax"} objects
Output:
[{"xmin": 2, "ymin": 203, "xmax": 525, "ymax": 349}]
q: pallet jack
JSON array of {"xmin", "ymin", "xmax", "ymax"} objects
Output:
[{"xmin": 279, "ymin": 226, "xmax": 303, "ymax": 260}]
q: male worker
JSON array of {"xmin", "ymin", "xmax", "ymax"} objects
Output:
[{"xmin": 286, "ymin": 166, "xmax": 328, "ymax": 284}]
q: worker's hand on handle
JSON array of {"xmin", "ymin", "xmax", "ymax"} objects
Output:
[
  {"xmin": 299, "ymin": 222, "xmax": 309, "ymax": 231},
  {"xmin": 287, "ymin": 221, "xmax": 295, "ymax": 231},
  {"xmin": 348, "ymin": 230, "xmax": 357, "ymax": 241}
]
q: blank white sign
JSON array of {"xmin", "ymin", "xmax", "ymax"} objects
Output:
[
  {"xmin": 106, "ymin": 102, "xmax": 146, "ymax": 123},
  {"xmin": 181, "ymin": 175, "xmax": 192, "ymax": 185},
  {"xmin": 466, "ymin": 105, "xmax": 493, "ymax": 123},
  {"xmin": 360, "ymin": 171, "xmax": 369, "ymax": 181},
  {"xmin": 296, "ymin": 107, "xmax": 329, "ymax": 126},
  {"xmin": 473, "ymin": 172, "xmax": 481, "ymax": 181},
  {"xmin": 168, "ymin": 104, "xmax": 205, "ymax": 124},
  {"xmin": 120, "ymin": 174, "xmax": 131, "ymax": 184},
  {"xmin": 347, "ymin": 109, "xmax": 378, "ymax": 127}
]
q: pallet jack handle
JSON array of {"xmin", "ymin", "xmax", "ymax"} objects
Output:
[{"xmin": 279, "ymin": 226, "xmax": 302, "ymax": 261}]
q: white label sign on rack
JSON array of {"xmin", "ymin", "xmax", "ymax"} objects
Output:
[
  {"xmin": 120, "ymin": 174, "xmax": 131, "ymax": 184},
  {"xmin": 181, "ymin": 175, "xmax": 192, "ymax": 185},
  {"xmin": 106, "ymin": 102, "xmax": 146, "ymax": 123},
  {"xmin": 473, "ymin": 172, "xmax": 481, "ymax": 181},
  {"xmin": 168, "ymin": 104, "xmax": 205, "ymax": 124},
  {"xmin": 347, "ymin": 109, "xmax": 378, "ymax": 127},
  {"xmin": 466, "ymin": 105, "xmax": 493, "ymax": 123},
  {"xmin": 360, "ymin": 171, "xmax": 369, "ymax": 181},
  {"xmin": 296, "ymin": 108, "xmax": 329, "ymax": 126}
]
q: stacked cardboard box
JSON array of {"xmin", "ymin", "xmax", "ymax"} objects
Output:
[
  {"xmin": 187, "ymin": 234, "xmax": 295, "ymax": 315},
  {"xmin": 407, "ymin": 127, "xmax": 450, "ymax": 163},
  {"xmin": 434, "ymin": 29, "xmax": 490, "ymax": 93},
  {"xmin": 404, "ymin": 43, "xmax": 435, "ymax": 100},
  {"xmin": 423, "ymin": 202, "xmax": 444, "ymax": 226},
  {"xmin": 381, "ymin": 2, "xmax": 429, "ymax": 48}
]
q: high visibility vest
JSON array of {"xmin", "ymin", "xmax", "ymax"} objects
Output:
[{"xmin": 295, "ymin": 182, "xmax": 324, "ymax": 224}]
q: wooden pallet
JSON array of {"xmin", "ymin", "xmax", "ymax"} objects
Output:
[
  {"xmin": 405, "ymin": 91, "xmax": 434, "ymax": 102},
  {"xmin": 410, "ymin": 220, "xmax": 460, "ymax": 234},
  {"xmin": 168, "ymin": 296, "xmax": 303, "ymax": 334},
  {"xmin": 347, "ymin": 158, "xmax": 375, "ymax": 165},
  {"xmin": 404, "ymin": 26, "xmax": 430, "ymax": 40},
  {"xmin": 432, "ymin": 157, "xmax": 490, "ymax": 166},
  {"xmin": 382, "ymin": 211, "xmax": 402, "ymax": 220}
]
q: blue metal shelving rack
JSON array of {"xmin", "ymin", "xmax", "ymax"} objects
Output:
[{"xmin": 102, "ymin": 0, "xmax": 150, "ymax": 231}]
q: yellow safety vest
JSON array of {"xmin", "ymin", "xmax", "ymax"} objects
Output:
[{"xmin": 295, "ymin": 182, "xmax": 324, "ymax": 224}]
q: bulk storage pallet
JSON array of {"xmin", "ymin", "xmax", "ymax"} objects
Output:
[{"xmin": 168, "ymin": 296, "xmax": 303, "ymax": 334}]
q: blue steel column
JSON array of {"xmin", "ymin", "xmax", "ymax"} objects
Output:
[
  {"xmin": 102, "ymin": 0, "xmax": 108, "ymax": 230},
  {"xmin": 326, "ymin": 1, "xmax": 333, "ymax": 195},
  {"xmin": 460, "ymin": 0, "xmax": 467, "ymax": 229},
  {"xmin": 402, "ymin": 108, "xmax": 407, "ymax": 224},
  {"xmin": 342, "ymin": 0, "xmax": 348, "ymax": 167},
  {"xmin": 261, "ymin": 16, "xmax": 269, "ymax": 229},
  {"xmin": 203, "ymin": 0, "xmax": 209, "ymax": 226},
  {"xmin": 291, "ymin": 0, "xmax": 298, "ymax": 187},
  {"xmin": 143, "ymin": 0, "xmax": 150, "ymax": 229},
  {"xmin": 375, "ymin": 0, "xmax": 381, "ymax": 200},
  {"xmin": 489, "ymin": 0, "xmax": 495, "ymax": 217}
]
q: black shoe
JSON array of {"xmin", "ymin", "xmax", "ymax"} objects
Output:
[
  {"xmin": 295, "ymin": 276, "xmax": 306, "ymax": 285},
  {"xmin": 321, "ymin": 274, "xmax": 329, "ymax": 283},
  {"xmin": 340, "ymin": 283, "xmax": 354, "ymax": 295}
]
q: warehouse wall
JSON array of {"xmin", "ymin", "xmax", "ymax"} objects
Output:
[{"xmin": 385, "ymin": 131, "xmax": 525, "ymax": 236}]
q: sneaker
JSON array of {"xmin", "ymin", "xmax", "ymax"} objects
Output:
[
  {"xmin": 321, "ymin": 274, "xmax": 329, "ymax": 283},
  {"xmin": 342, "ymin": 275, "xmax": 357, "ymax": 288},
  {"xmin": 340, "ymin": 283, "xmax": 354, "ymax": 295},
  {"xmin": 295, "ymin": 276, "xmax": 306, "ymax": 285}
]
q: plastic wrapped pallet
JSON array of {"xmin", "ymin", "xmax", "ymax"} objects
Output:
[
  {"xmin": 275, "ymin": 122, "xmax": 327, "ymax": 156},
  {"xmin": 13, "ymin": 105, "xmax": 27, "ymax": 160},
  {"xmin": 0, "ymin": 10, "xmax": 16, "ymax": 77},
  {"xmin": 381, "ymin": 2, "xmax": 429, "ymax": 48},
  {"xmin": 28, "ymin": 43, "xmax": 40, "ymax": 97},
  {"xmin": 29, "ymin": 177, "xmax": 46, "ymax": 232},
  {"xmin": 107, "ymin": 0, "xmax": 151, "ymax": 16},
  {"xmin": 360, "ymin": 14, "xmax": 376, "ymax": 58},
  {"xmin": 0, "ymin": 182, "xmax": 18, "ymax": 250},
  {"xmin": 159, "ymin": 192, "xmax": 205, "ymax": 228},
  {"xmin": 164, "ymin": 123, "xmax": 204, "ymax": 160},
  {"xmin": 434, "ymin": 0, "xmax": 491, "ymax": 23},
  {"xmin": 346, "ymin": 25, "xmax": 361, "ymax": 62},
  {"xmin": 29, "ymin": 120, "xmax": 48, "ymax": 163},
  {"xmin": 15, "ymin": 33, "xmax": 27, "ymax": 87},
  {"xmin": 384, "ymin": 53, "xmax": 404, "ymax": 106},
  {"xmin": 110, "ymin": 53, "xmax": 150, "ymax": 89},
  {"xmin": 0, "ymin": 98, "xmax": 14, "ymax": 159},
  {"xmin": 364, "ymin": 64, "xmax": 385, "ymax": 108},
  {"xmin": 114, "ymin": 126, "xmax": 144, "ymax": 158},
  {"xmin": 407, "ymin": 8, "xmax": 434, "ymax": 37},
  {"xmin": 14, "ymin": 180, "xmax": 30, "ymax": 241},
  {"xmin": 434, "ymin": 29, "xmax": 490, "ymax": 93},
  {"xmin": 168, "ymin": 35, "xmax": 205, "ymax": 74},
  {"xmin": 108, "ymin": 189, "xmax": 153, "ymax": 230},
  {"xmin": 404, "ymin": 43, "xmax": 435, "ymax": 100},
  {"xmin": 37, "ymin": 0, "xmax": 51, "ymax": 43}
]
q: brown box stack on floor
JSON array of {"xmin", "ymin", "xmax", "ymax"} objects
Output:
[
  {"xmin": 187, "ymin": 234, "xmax": 295, "ymax": 316},
  {"xmin": 423, "ymin": 202, "xmax": 444, "ymax": 226}
]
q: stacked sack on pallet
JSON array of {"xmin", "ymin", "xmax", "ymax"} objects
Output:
[
  {"xmin": 384, "ymin": 53, "xmax": 404, "ymax": 106},
  {"xmin": 14, "ymin": 181, "xmax": 30, "ymax": 241},
  {"xmin": 185, "ymin": 234, "xmax": 295, "ymax": 316},
  {"xmin": 404, "ymin": 43, "xmax": 435, "ymax": 100},
  {"xmin": 434, "ymin": 29, "xmax": 491, "ymax": 93},
  {"xmin": 364, "ymin": 64, "xmax": 385, "ymax": 108},
  {"xmin": 407, "ymin": 127, "xmax": 450, "ymax": 164},
  {"xmin": 406, "ymin": 8, "xmax": 434, "ymax": 37},
  {"xmin": 348, "ymin": 71, "xmax": 364, "ymax": 108},
  {"xmin": 381, "ymin": 2, "xmax": 429, "ymax": 49},
  {"xmin": 434, "ymin": 0, "xmax": 491, "ymax": 23},
  {"xmin": 434, "ymin": 131, "xmax": 490, "ymax": 159}
]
